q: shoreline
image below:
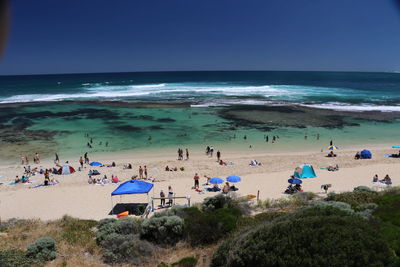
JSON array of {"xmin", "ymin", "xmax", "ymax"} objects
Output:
[{"xmin": 0, "ymin": 144, "xmax": 399, "ymax": 221}]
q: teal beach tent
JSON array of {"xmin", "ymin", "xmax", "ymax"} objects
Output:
[{"xmin": 294, "ymin": 164, "xmax": 317, "ymax": 179}]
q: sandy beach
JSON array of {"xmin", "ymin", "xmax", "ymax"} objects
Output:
[{"xmin": 0, "ymin": 144, "xmax": 399, "ymax": 221}]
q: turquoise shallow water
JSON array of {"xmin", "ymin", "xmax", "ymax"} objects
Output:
[
  {"xmin": 1, "ymin": 102, "xmax": 399, "ymax": 162},
  {"xmin": 1, "ymin": 71, "xmax": 400, "ymax": 161}
]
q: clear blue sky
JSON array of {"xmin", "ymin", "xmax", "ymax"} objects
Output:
[{"xmin": 1, "ymin": 0, "xmax": 400, "ymax": 75}]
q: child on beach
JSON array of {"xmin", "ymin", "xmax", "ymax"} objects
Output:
[{"xmin": 193, "ymin": 173, "xmax": 200, "ymax": 189}]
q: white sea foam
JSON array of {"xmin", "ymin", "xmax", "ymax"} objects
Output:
[{"xmin": 301, "ymin": 103, "xmax": 400, "ymax": 112}]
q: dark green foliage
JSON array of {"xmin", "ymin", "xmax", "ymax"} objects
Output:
[
  {"xmin": 326, "ymin": 190, "xmax": 378, "ymax": 207},
  {"xmin": 212, "ymin": 206, "xmax": 395, "ymax": 267},
  {"xmin": 171, "ymin": 256, "xmax": 198, "ymax": 267},
  {"xmin": 101, "ymin": 233, "xmax": 155, "ymax": 265},
  {"xmin": 26, "ymin": 236, "xmax": 57, "ymax": 262},
  {"xmin": 201, "ymin": 194, "xmax": 251, "ymax": 215},
  {"xmin": 0, "ymin": 249, "xmax": 39, "ymax": 267},
  {"xmin": 353, "ymin": 186, "xmax": 372, "ymax": 192},
  {"xmin": 141, "ymin": 215, "xmax": 184, "ymax": 245},
  {"xmin": 96, "ymin": 217, "xmax": 155, "ymax": 264},
  {"xmin": 153, "ymin": 205, "xmax": 187, "ymax": 218},
  {"xmin": 184, "ymin": 207, "xmax": 239, "ymax": 246},
  {"xmin": 59, "ymin": 216, "xmax": 97, "ymax": 248},
  {"xmin": 374, "ymin": 193, "xmax": 400, "ymax": 257},
  {"xmin": 96, "ymin": 217, "xmax": 141, "ymax": 245}
]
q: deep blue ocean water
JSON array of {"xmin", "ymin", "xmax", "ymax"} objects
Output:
[
  {"xmin": 1, "ymin": 71, "xmax": 400, "ymax": 161},
  {"xmin": 1, "ymin": 71, "xmax": 400, "ymax": 110}
]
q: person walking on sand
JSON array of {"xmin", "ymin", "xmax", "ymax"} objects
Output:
[
  {"xmin": 217, "ymin": 150, "xmax": 221, "ymax": 162},
  {"xmin": 193, "ymin": 173, "xmax": 200, "ymax": 189},
  {"xmin": 144, "ymin": 165, "xmax": 148, "ymax": 179},
  {"xmin": 79, "ymin": 156, "xmax": 84, "ymax": 168},
  {"xmin": 139, "ymin": 166, "xmax": 144, "ymax": 179},
  {"xmin": 55, "ymin": 153, "xmax": 59, "ymax": 164},
  {"xmin": 186, "ymin": 148, "xmax": 189, "ymax": 160},
  {"xmin": 210, "ymin": 146, "xmax": 214, "ymax": 157}
]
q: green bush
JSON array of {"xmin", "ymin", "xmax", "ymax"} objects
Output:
[
  {"xmin": 96, "ymin": 217, "xmax": 141, "ymax": 245},
  {"xmin": 101, "ymin": 233, "xmax": 155, "ymax": 265},
  {"xmin": 26, "ymin": 236, "xmax": 57, "ymax": 262},
  {"xmin": 141, "ymin": 215, "xmax": 184, "ymax": 245},
  {"xmin": 153, "ymin": 205, "xmax": 187, "ymax": 218},
  {"xmin": 212, "ymin": 206, "xmax": 395, "ymax": 267},
  {"xmin": 326, "ymin": 190, "xmax": 378, "ymax": 207},
  {"xmin": 184, "ymin": 206, "xmax": 239, "ymax": 246},
  {"xmin": 0, "ymin": 249, "xmax": 39, "ymax": 267},
  {"xmin": 312, "ymin": 201, "xmax": 354, "ymax": 214},
  {"xmin": 59, "ymin": 216, "xmax": 97, "ymax": 248},
  {"xmin": 374, "ymin": 193, "xmax": 400, "ymax": 257},
  {"xmin": 201, "ymin": 194, "xmax": 251, "ymax": 215},
  {"xmin": 353, "ymin": 186, "xmax": 372, "ymax": 192},
  {"xmin": 171, "ymin": 256, "xmax": 198, "ymax": 267}
]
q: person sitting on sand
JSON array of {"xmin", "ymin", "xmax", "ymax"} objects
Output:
[
  {"xmin": 372, "ymin": 174, "xmax": 379, "ymax": 183},
  {"xmin": 211, "ymin": 184, "xmax": 221, "ymax": 192},
  {"xmin": 102, "ymin": 175, "xmax": 109, "ymax": 184},
  {"xmin": 173, "ymin": 167, "xmax": 178, "ymax": 171},
  {"xmin": 21, "ymin": 175, "xmax": 29, "ymax": 183},
  {"xmin": 354, "ymin": 151, "xmax": 361, "ymax": 160},
  {"xmin": 222, "ymin": 182, "xmax": 230, "ymax": 194},
  {"xmin": 219, "ymin": 159, "xmax": 227, "ymax": 166},
  {"xmin": 204, "ymin": 175, "xmax": 211, "ymax": 185},
  {"xmin": 111, "ymin": 175, "xmax": 119, "ymax": 183},
  {"xmin": 165, "ymin": 166, "xmax": 170, "ymax": 171},
  {"xmin": 44, "ymin": 175, "xmax": 50, "ymax": 186},
  {"xmin": 88, "ymin": 176, "xmax": 94, "ymax": 184},
  {"xmin": 327, "ymin": 151, "xmax": 337, "ymax": 157},
  {"xmin": 381, "ymin": 174, "xmax": 392, "ymax": 185}
]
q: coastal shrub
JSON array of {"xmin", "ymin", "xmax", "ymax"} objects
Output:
[
  {"xmin": 312, "ymin": 201, "xmax": 354, "ymax": 214},
  {"xmin": 0, "ymin": 249, "xmax": 39, "ymax": 267},
  {"xmin": 201, "ymin": 194, "xmax": 251, "ymax": 215},
  {"xmin": 374, "ymin": 193, "xmax": 400, "ymax": 257},
  {"xmin": 353, "ymin": 186, "xmax": 372, "ymax": 192},
  {"xmin": 96, "ymin": 217, "xmax": 141, "ymax": 245},
  {"xmin": 59, "ymin": 216, "xmax": 97, "ymax": 250},
  {"xmin": 26, "ymin": 236, "xmax": 57, "ymax": 262},
  {"xmin": 100, "ymin": 233, "xmax": 155, "ymax": 265},
  {"xmin": 290, "ymin": 192, "xmax": 318, "ymax": 206},
  {"xmin": 141, "ymin": 215, "xmax": 184, "ymax": 245},
  {"xmin": 153, "ymin": 205, "xmax": 187, "ymax": 218},
  {"xmin": 171, "ymin": 256, "xmax": 198, "ymax": 267},
  {"xmin": 211, "ymin": 206, "xmax": 395, "ymax": 267},
  {"xmin": 184, "ymin": 206, "xmax": 239, "ymax": 246},
  {"xmin": 326, "ymin": 190, "xmax": 378, "ymax": 207}
]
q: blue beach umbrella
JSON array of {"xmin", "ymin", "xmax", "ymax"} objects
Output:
[
  {"xmin": 209, "ymin": 177, "xmax": 224, "ymax": 185},
  {"xmin": 392, "ymin": 145, "xmax": 400, "ymax": 148},
  {"xmin": 226, "ymin": 176, "xmax": 241, "ymax": 183},
  {"xmin": 90, "ymin": 161, "xmax": 103, "ymax": 166},
  {"xmin": 288, "ymin": 178, "xmax": 302, "ymax": 185}
]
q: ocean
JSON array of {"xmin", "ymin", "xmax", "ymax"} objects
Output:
[{"xmin": 1, "ymin": 71, "xmax": 400, "ymax": 162}]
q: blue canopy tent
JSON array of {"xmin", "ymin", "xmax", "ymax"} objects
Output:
[
  {"xmin": 111, "ymin": 180, "xmax": 154, "ymax": 215},
  {"xmin": 90, "ymin": 161, "xmax": 103, "ymax": 166}
]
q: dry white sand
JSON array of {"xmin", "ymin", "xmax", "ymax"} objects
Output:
[{"xmin": 0, "ymin": 144, "xmax": 398, "ymax": 221}]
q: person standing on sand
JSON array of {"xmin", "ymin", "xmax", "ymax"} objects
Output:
[
  {"xmin": 21, "ymin": 155, "xmax": 25, "ymax": 165},
  {"xmin": 25, "ymin": 155, "xmax": 29, "ymax": 165},
  {"xmin": 55, "ymin": 153, "xmax": 59, "ymax": 164},
  {"xmin": 186, "ymin": 149, "xmax": 189, "ymax": 160},
  {"xmin": 144, "ymin": 166, "xmax": 148, "ymax": 179},
  {"xmin": 79, "ymin": 157, "xmax": 84, "ymax": 168},
  {"xmin": 139, "ymin": 166, "xmax": 144, "ymax": 179},
  {"xmin": 217, "ymin": 150, "xmax": 221, "ymax": 162},
  {"xmin": 210, "ymin": 146, "xmax": 214, "ymax": 157},
  {"xmin": 193, "ymin": 173, "xmax": 200, "ymax": 189},
  {"xmin": 160, "ymin": 190, "xmax": 166, "ymax": 206},
  {"xmin": 168, "ymin": 186, "xmax": 174, "ymax": 206}
]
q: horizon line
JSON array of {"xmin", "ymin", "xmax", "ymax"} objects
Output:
[{"xmin": 1, "ymin": 69, "xmax": 399, "ymax": 77}]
